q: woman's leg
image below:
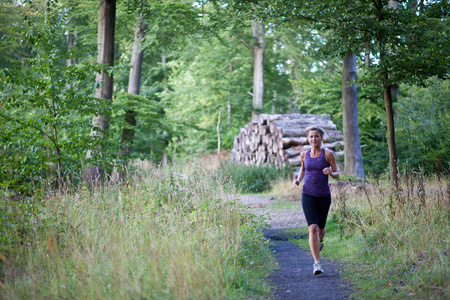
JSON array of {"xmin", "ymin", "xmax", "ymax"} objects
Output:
[
  {"xmin": 317, "ymin": 195, "xmax": 331, "ymax": 243},
  {"xmin": 308, "ymin": 224, "xmax": 321, "ymax": 262},
  {"xmin": 319, "ymin": 228, "xmax": 326, "ymax": 242}
]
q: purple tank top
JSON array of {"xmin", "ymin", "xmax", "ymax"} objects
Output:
[{"xmin": 302, "ymin": 149, "xmax": 331, "ymax": 197}]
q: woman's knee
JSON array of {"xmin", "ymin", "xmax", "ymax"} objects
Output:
[{"xmin": 308, "ymin": 224, "xmax": 319, "ymax": 234}]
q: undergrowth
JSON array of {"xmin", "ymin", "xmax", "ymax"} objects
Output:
[{"xmin": 0, "ymin": 161, "xmax": 273, "ymax": 299}]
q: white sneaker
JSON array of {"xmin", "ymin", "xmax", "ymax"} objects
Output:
[{"xmin": 313, "ymin": 262, "xmax": 323, "ymax": 275}]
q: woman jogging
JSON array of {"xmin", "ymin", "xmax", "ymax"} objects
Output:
[{"xmin": 293, "ymin": 126, "xmax": 339, "ymax": 275}]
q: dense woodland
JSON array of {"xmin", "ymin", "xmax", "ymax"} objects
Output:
[{"xmin": 0, "ymin": 0, "xmax": 449, "ymax": 195}]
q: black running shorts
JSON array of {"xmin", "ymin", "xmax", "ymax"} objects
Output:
[{"xmin": 301, "ymin": 193, "xmax": 331, "ymax": 229}]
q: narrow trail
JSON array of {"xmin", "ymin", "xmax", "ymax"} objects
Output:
[{"xmin": 239, "ymin": 195, "xmax": 353, "ymax": 300}]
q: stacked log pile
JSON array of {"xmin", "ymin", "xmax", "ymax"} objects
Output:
[{"xmin": 230, "ymin": 114, "xmax": 344, "ymax": 169}]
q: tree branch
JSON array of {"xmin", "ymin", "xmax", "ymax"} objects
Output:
[
  {"xmin": 372, "ymin": 0, "xmax": 381, "ymax": 11},
  {"xmin": 0, "ymin": 112, "xmax": 58, "ymax": 154},
  {"xmin": 238, "ymin": 35, "xmax": 252, "ymax": 50}
]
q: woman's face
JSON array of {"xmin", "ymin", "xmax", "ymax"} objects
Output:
[{"xmin": 308, "ymin": 130, "xmax": 322, "ymax": 147}]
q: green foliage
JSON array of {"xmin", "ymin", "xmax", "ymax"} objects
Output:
[
  {"xmin": 291, "ymin": 64, "xmax": 389, "ymax": 175},
  {"xmin": 0, "ymin": 1, "xmax": 109, "ymax": 193},
  {"xmin": 158, "ymin": 34, "xmax": 254, "ymax": 157},
  {"xmin": 216, "ymin": 162, "xmax": 291, "ymax": 193},
  {"xmin": 395, "ymin": 78, "xmax": 450, "ymax": 173},
  {"xmin": 110, "ymin": 92, "xmax": 170, "ymax": 162},
  {"xmin": 159, "ymin": 23, "xmax": 296, "ymax": 157},
  {"xmin": 140, "ymin": 1, "xmax": 202, "ymax": 52},
  {"xmin": 0, "ymin": 2, "xmax": 30, "ymax": 69},
  {"xmin": 291, "ymin": 64, "xmax": 343, "ymax": 128}
]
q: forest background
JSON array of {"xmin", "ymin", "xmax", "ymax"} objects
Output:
[
  {"xmin": 0, "ymin": 0, "xmax": 449, "ymax": 196},
  {"xmin": 0, "ymin": 1, "xmax": 449, "ymax": 299}
]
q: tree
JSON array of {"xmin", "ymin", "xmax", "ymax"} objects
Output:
[
  {"xmin": 209, "ymin": 1, "xmax": 278, "ymax": 120},
  {"xmin": 110, "ymin": 14, "xmax": 147, "ymax": 183},
  {"xmin": 83, "ymin": 0, "xmax": 116, "ymax": 184},
  {"xmin": 342, "ymin": 54, "xmax": 364, "ymax": 179},
  {"xmin": 122, "ymin": 15, "xmax": 147, "ymax": 156},
  {"xmin": 239, "ymin": 20, "xmax": 266, "ymax": 119},
  {"xmin": 0, "ymin": 1, "xmax": 104, "ymax": 194}
]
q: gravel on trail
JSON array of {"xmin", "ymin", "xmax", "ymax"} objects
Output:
[{"xmin": 238, "ymin": 195, "xmax": 353, "ymax": 300}]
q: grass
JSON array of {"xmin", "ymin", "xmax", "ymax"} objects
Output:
[
  {"xmin": 0, "ymin": 160, "xmax": 274, "ymax": 299},
  {"xmin": 277, "ymin": 171, "xmax": 450, "ymax": 299}
]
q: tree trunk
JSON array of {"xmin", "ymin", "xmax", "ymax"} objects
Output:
[
  {"xmin": 388, "ymin": 0, "xmax": 399, "ymax": 101},
  {"xmin": 83, "ymin": 0, "xmax": 116, "ymax": 184},
  {"xmin": 112, "ymin": 15, "xmax": 146, "ymax": 183},
  {"xmin": 365, "ymin": 41, "xmax": 371, "ymax": 66},
  {"xmin": 217, "ymin": 109, "xmax": 221, "ymax": 156},
  {"xmin": 342, "ymin": 54, "xmax": 365, "ymax": 179},
  {"xmin": 66, "ymin": 32, "xmax": 76, "ymax": 89},
  {"xmin": 375, "ymin": 0, "xmax": 398, "ymax": 190},
  {"xmin": 122, "ymin": 15, "xmax": 146, "ymax": 154},
  {"xmin": 252, "ymin": 20, "xmax": 265, "ymax": 120},
  {"xmin": 382, "ymin": 69, "xmax": 398, "ymax": 189}
]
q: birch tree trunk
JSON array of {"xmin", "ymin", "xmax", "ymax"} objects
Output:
[
  {"xmin": 83, "ymin": 0, "xmax": 116, "ymax": 184},
  {"xmin": 342, "ymin": 54, "xmax": 365, "ymax": 179},
  {"xmin": 252, "ymin": 20, "xmax": 265, "ymax": 120}
]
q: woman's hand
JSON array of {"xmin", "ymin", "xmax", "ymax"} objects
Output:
[
  {"xmin": 292, "ymin": 180, "xmax": 300, "ymax": 188},
  {"xmin": 323, "ymin": 167, "xmax": 333, "ymax": 176}
]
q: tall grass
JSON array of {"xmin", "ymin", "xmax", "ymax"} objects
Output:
[
  {"xmin": 0, "ymin": 161, "xmax": 273, "ymax": 299},
  {"xmin": 329, "ymin": 170, "xmax": 450, "ymax": 299}
]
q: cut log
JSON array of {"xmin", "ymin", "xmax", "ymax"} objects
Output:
[
  {"xmin": 281, "ymin": 137, "xmax": 308, "ymax": 148},
  {"xmin": 258, "ymin": 113, "xmax": 331, "ymax": 125},
  {"xmin": 280, "ymin": 128, "xmax": 343, "ymax": 139},
  {"xmin": 285, "ymin": 147, "xmax": 303, "ymax": 158},
  {"xmin": 288, "ymin": 155, "xmax": 302, "ymax": 166},
  {"xmin": 259, "ymin": 125, "xmax": 269, "ymax": 135}
]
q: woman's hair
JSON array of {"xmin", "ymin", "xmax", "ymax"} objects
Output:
[{"xmin": 305, "ymin": 126, "xmax": 325, "ymax": 138}]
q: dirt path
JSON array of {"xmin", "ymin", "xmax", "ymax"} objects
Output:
[{"xmin": 238, "ymin": 195, "xmax": 352, "ymax": 300}]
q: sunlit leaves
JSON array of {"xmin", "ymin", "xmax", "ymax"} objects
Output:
[{"xmin": 0, "ymin": 1, "xmax": 110, "ymax": 193}]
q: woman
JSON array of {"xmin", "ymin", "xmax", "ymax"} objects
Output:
[{"xmin": 293, "ymin": 126, "xmax": 339, "ymax": 275}]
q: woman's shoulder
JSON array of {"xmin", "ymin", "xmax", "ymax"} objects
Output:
[{"xmin": 324, "ymin": 148, "xmax": 336, "ymax": 159}]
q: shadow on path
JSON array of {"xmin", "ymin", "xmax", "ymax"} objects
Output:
[{"xmin": 263, "ymin": 228, "xmax": 352, "ymax": 300}]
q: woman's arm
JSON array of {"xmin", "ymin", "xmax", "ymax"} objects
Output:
[
  {"xmin": 324, "ymin": 150, "xmax": 340, "ymax": 179},
  {"xmin": 293, "ymin": 151, "xmax": 307, "ymax": 187}
]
